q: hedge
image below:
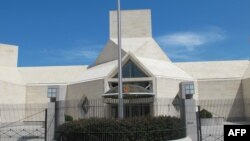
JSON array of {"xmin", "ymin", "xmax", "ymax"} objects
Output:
[
  {"xmin": 200, "ymin": 109, "xmax": 213, "ymax": 118},
  {"xmin": 56, "ymin": 116, "xmax": 186, "ymax": 141},
  {"xmin": 65, "ymin": 114, "xmax": 73, "ymax": 122}
]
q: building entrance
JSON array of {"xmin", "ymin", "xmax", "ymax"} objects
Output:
[{"xmin": 111, "ymin": 103, "xmax": 151, "ymax": 118}]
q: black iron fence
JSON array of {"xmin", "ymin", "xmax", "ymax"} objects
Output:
[
  {"xmin": 197, "ymin": 98, "xmax": 250, "ymax": 141},
  {"xmin": 55, "ymin": 97, "xmax": 186, "ymax": 141},
  {"xmin": 56, "ymin": 97, "xmax": 183, "ymax": 120},
  {"xmin": 0, "ymin": 98, "xmax": 186, "ymax": 141},
  {"xmin": 5, "ymin": 98, "xmax": 249, "ymax": 141},
  {"xmin": 0, "ymin": 103, "xmax": 55, "ymax": 141}
]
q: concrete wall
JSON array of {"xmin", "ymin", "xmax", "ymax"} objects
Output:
[
  {"xmin": 25, "ymin": 84, "xmax": 67, "ymax": 103},
  {"xmin": 110, "ymin": 9, "xmax": 152, "ymax": 38},
  {"xmin": 25, "ymin": 85, "xmax": 67, "ymax": 120},
  {"xmin": 56, "ymin": 85, "xmax": 67, "ymax": 101},
  {"xmin": 242, "ymin": 78, "xmax": 250, "ymax": 120},
  {"xmin": 0, "ymin": 44, "xmax": 18, "ymax": 67},
  {"xmin": 155, "ymin": 77, "xmax": 184, "ymax": 117},
  {"xmin": 0, "ymin": 81, "xmax": 25, "ymax": 122},
  {"xmin": 156, "ymin": 77, "xmax": 199, "ymax": 98},
  {"xmin": 65, "ymin": 79, "xmax": 105, "ymax": 119},
  {"xmin": 0, "ymin": 104, "xmax": 26, "ymax": 123},
  {"xmin": 95, "ymin": 40, "xmax": 126, "ymax": 65},
  {"xmin": 26, "ymin": 86, "xmax": 49, "ymax": 104},
  {"xmin": 198, "ymin": 79, "xmax": 243, "ymax": 99},
  {"xmin": 0, "ymin": 81, "xmax": 23, "ymax": 122},
  {"xmin": 0, "ymin": 81, "xmax": 26, "ymax": 104},
  {"xmin": 67, "ymin": 79, "xmax": 104, "ymax": 100},
  {"xmin": 24, "ymin": 86, "xmax": 49, "ymax": 122},
  {"xmin": 153, "ymin": 98, "xmax": 181, "ymax": 117},
  {"xmin": 156, "ymin": 77, "xmax": 182, "ymax": 98},
  {"xmin": 198, "ymin": 79, "xmax": 245, "ymax": 121},
  {"xmin": 47, "ymin": 103, "xmax": 55, "ymax": 141},
  {"xmin": 242, "ymin": 63, "xmax": 250, "ymax": 120},
  {"xmin": 0, "ymin": 82, "xmax": 48, "ymax": 123}
]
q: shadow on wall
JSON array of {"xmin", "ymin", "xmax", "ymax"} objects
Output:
[
  {"xmin": 242, "ymin": 77, "xmax": 250, "ymax": 121},
  {"xmin": 172, "ymin": 92, "xmax": 181, "ymax": 112},
  {"xmin": 199, "ymin": 82, "xmax": 246, "ymax": 121},
  {"xmin": 228, "ymin": 82, "xmax": 246, "ymax": 121}
]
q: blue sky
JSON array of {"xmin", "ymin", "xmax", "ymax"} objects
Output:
[{"xmin": 0, "ymin": 0, "xmax": 249, "ymax": 66}]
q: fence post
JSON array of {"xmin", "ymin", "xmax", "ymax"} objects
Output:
[
  {"xmin": 180, "ymin": 81, "xmax": 199, "ymax": 141},
  {"xmin": 197, "ymin": 106, "xmax": 202, "ymax": 141},
  {"xmin": 45, "ymin": 108, "xmax": 47, "ymax": 141},
  {"xmin": 181, "ymin": 99, "xmax": 198, "ymax": 141}
]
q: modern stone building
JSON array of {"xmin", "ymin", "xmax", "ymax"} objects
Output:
[{"xmin": 0, "ymin": 9, "xmax": 249, "ymax": 120}]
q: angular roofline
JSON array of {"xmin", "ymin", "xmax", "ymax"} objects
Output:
[
  {"xmin": 174, "ymin": 59, "xmax": 249, "ymax": 64},
  {"xmin": 242, "ymin": 60, "xmax": 250, "ymax": 79},
  {"xmin": 18, "ymin": 65, "xmax": 88, "ymax": 69},
  {"xmin": 175, "ymin": 60, "xmax": 249, "ymax": 80},
  {"xmin": 106, "ymin": 52, "xmax": 154, "ymax": 79}
]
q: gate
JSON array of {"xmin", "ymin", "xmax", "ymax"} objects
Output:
[{"xmin": 0, "ymin": 103, "xmax": 55, "ymax": 141}]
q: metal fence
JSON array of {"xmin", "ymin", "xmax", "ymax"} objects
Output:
[
  {"xmin": 55, "ymin": 97, "xmax": 186, "ymax": 141},
  {"xmin": 197, "ymin": 98, "xmax": 250, "ymax": 141},
  {"xmin": 0, "ymin": 98, "xmax": 186, "ymax": 141},
  {"xmin": 0, "ymin": 103, "xmax": 55, "ymax": 141},
  {"xmin": 4, "ymin": 98, "xmax": 249, "ymax": 141},
  {"xmin": 55, "ymin": 97, "xmax": 250, "ymax": 141},
  {"xmin": 56, "ymin": 97, "xmax": 183, "ymax": 120}
]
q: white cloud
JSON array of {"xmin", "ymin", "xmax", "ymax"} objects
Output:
[
  {"xmin": 157, "ymin": 28, "xmax": 225, "ymax": 51},
  {"xmin": 156, "ymin": 27, "xmax": 226, "ymax": 61},
  {"xmin": 158, "ymin": 32, "xmax": 204, "ymax": 49},
  {"xmin": 164, "ymin": 48, "xmax": 203, "ymax": 61},
  {"xmin": 39, "ymin": 41, "xmax": 102, "ymax": 64},
  {"xmin": 59, "ymin": 47, "xmax": 100, "ymax": 60}
]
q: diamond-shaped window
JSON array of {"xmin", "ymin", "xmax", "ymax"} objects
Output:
[{"xmin": 81, "ymin": 97, "xmax": 89, "ymax": 114}]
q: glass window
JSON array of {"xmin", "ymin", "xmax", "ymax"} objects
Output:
[
  {"xmin": 184, "ymin": 84, "xmax": 195, "ymax": 95},
  {"xmin": 48, "ymin": 88, "xmax": 57, "ymax": 98},
  {"xmin": 190, "ymin": 84, "xmax": 194, "ymax": 89},
  {"xmin": 114, "ymin": 60, "xmax": 147, "ymax": 78}
]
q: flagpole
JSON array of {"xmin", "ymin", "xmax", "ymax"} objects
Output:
[{"xmin": 117, "ymin": 0, "xmax": 124, "ymax": 119}]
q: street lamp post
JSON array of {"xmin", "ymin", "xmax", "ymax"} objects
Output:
[{"xmin": 117, "ymin": 0, "xmax": 124, "ymax": 119}]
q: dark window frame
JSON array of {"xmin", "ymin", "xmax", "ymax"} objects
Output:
[
  {"xmin": 184, "ymin": 84, "xmax": 194, "ymax": 95},
  {"xmin": 47, "ymin": 87, "xmax": 57, "ymax": 98},
  {"xmin": 114, "ymin": 60, "xmax": 148, "ymax": 78}
]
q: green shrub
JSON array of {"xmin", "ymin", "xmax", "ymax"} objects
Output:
[
  {"xmin": 65, "ymin": 114, "xmax": 73, "ymax": 122},
  {"xmin": 200, "ymin": 109, "xmax": 213, "ymax": 118},
  {"xmin": 57, "ymin": 116, "xmax": 186, "ymax": 141}
]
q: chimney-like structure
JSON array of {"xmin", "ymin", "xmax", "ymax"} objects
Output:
[
  {"xmin": 109, "ymin": 9, "xmax": 152, "ymax": 38},
  {"xmin": 0, "ymin": 44, "xmax": 18, "ymax": 67},
  {"xmin": 94, "ymin": 9, "xmax": 171, "ymax": 66}
]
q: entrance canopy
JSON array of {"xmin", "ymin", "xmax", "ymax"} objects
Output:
[{"xmin": 103, "ymin": 84, "xmax": 154, "ymax": 98}]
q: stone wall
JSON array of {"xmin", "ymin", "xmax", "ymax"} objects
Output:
[
  {"xmin": 0, "ymin": 80, "xmax": 26, "ymax": 104},
  {"xmin": 242, "ymin": 78, "xmax": 250, "ymax": 120},
  {"xmin": 65, "ymin": 79, "xmax": 105, "ymax": 119},
  {"xmin": 0, "ymin": 44, "xmax": 18, "ymax": 67},
  {"xmin": 198, "ymin": 79, "xmax": 245, "ymax": 121}
]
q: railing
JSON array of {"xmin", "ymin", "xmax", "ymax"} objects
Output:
[
  {"xmin": 0, "ymin": 97, "xmax": 205, "ymax": 141},
  {"xmin": 55, "ymin": 98, "xmax": 186, "ymax": 141},
  {"xmin": 197, "ymin": 98, "xmax": 250, "ymax": 141},
  {"xmin": 55, "ymin": 98, "xmax": 183, "ymax": 120},
  {"xmin": 0, "ymin": 103, "xmax": 55, "ymax": 141}
]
